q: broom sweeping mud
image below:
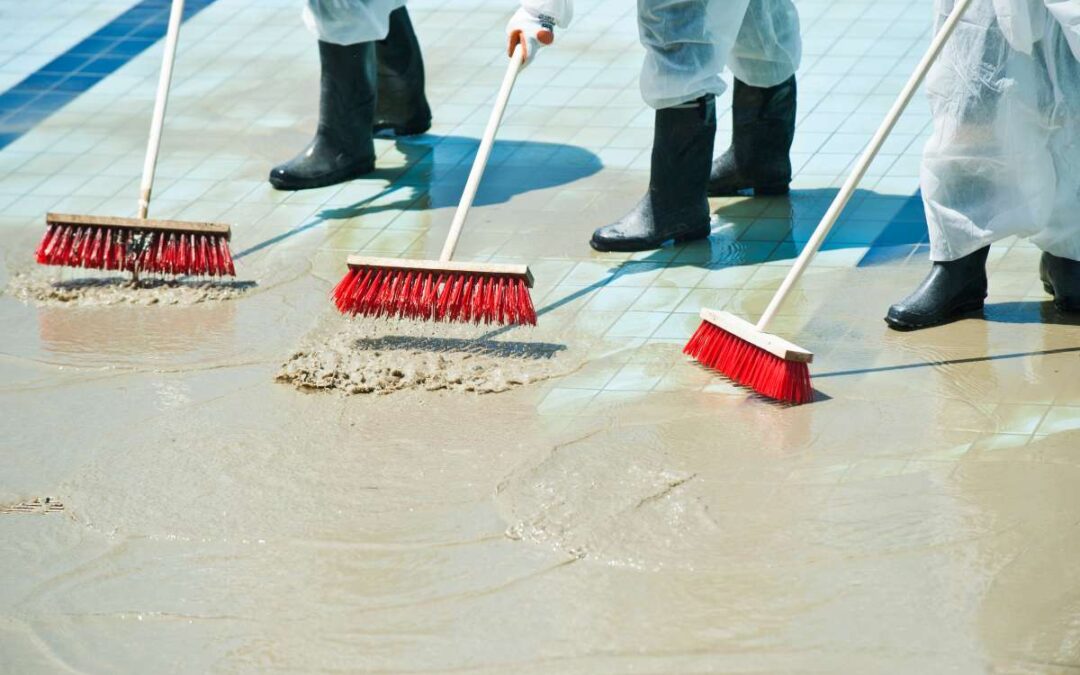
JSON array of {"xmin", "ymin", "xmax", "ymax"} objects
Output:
[
  {"xmin": 36, "ymin": 0, "xmax": 234, "ymax": 281},
  {"xmin": 333, "ymin": 44, "xmax": 535, "ymax": 326},
  {"xmin": 684, "ymin": 0, "xmax": 975, "ymax": 404}
]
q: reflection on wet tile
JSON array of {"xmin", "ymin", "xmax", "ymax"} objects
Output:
[{"xmin": 1036, "ymin": 407, "xmax": 1080, "ymax": 435}]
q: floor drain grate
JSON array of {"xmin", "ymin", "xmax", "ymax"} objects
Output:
[{"xmin": 0, "ymin": 498, "xmax": 64, "ymax": 514}]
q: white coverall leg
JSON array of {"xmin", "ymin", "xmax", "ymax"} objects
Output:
[
  {"xmin": 922, "ymin": 0, "xmax": 1080, "ymax": 262},
  {"xmin": 637, "ymin": 0, "xmax": 802, "ymax": 110},
  {"xmin": 304, "ymin": 0, "xmax": 407, "ymax": 44}
]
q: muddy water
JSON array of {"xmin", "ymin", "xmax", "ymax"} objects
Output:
[
  {"xmin": 3, "ymin": 214, "xmax": 1080, "ymax": 675},
  {"xmin": 4, "ymin": 235, "xmax": 1080, "ymax": 673},
  {"xmin": 5, "ymin": 221, "xmax": 1080, "ymax": 669},
  {"xmin": 6, "ymin": 271, "xmax": 255, "ymax": 307},
  {"xmin": 278, "ymin": 315, "xmax": 577, "ymax": 395}
]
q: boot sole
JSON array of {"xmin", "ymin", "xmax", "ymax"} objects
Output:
[
  {"xmin": 268, "ymin": 160, "xmax": 376, "ymax": 191},
  {"xmin": 884, "ymin": 300, "xmax": 985, "ymax": 331},
  {"xmin": 590, "ymin": 228, "xmax": 710, "ymax": 253},
  {"xmin": 1043, "ymin": 281, "xmax": 1080, "ymax": 313},
  {"xmin": 373, "ymin": 119, "xmax": 432, "ymax": 137},
  {"xmin": 707, "ymin": 183, "xmax": 790, "ymax": 198}
]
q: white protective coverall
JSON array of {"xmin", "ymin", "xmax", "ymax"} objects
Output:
[
  {"xmin": 524, "ymin": 0, "xmax": 801, "ymax": 110},
  {"xmin": 303, "ymin": 0, "xmax": 406, "ymax": 44},
  {"xmin": 923, "ymin": 0, "xmax": 1080, "ymax": 261}
]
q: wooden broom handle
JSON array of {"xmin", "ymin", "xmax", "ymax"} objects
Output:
[
  {"xmin": 755, "ymin": 0, "xmax": 975, "ymax": 331},
  {"xmin": 137, "ymin": 0, "xmax": 185, "ymax": 220},
  {"xmin": 438, "ymin": 44, "xmax": 525, "ymax": 262}
]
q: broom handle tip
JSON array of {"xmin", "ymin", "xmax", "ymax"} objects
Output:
[
  {"xmin": 755, "ymin": 0, "xmax": 975, "ymax": 332},
  {"xmin": 439, "ymin": 45, "xmax": 524, "ymax": 262}
]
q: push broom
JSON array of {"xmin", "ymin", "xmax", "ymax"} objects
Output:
[
  {"xmin": 333, "ymin": 43, "xmax": 536, "ymax": 326},
  {"xmin": 36, "ymin": 0, "xmax": 234, "ymax": 281},
  {"xmin": 684, "ymin": 0, "xmax": 975, "ymax": 404}
]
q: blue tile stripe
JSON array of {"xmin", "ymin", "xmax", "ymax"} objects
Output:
[{"xmin": 0, "ymin": 0, "xmax": 218, "ymax": 151}]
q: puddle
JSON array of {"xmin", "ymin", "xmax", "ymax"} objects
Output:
[
  {"xmin": 5, "ymin": 271, "xmax": 256, "ymax": 307},
  {"xmin": 277, "ymin": 315, "xmax": 574, "ymax": 395}
]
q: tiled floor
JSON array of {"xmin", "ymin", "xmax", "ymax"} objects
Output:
[
  {"xmin": 2, "ymin": 0, "xmax": 1075, "ymax": 455},
  {"xmin": 3, "ymin": 0, "xmax": 1080, "ymax": 671}
]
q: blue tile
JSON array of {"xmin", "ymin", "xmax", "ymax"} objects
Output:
[
  {"xmin": 53, "ymin": 74, "xmax": 102, "ymax": 94},
  {"xmin": 0, "ymin": 91, "xmax": 38, "ymax": 113},
  {"xmin": 68, "ymin": 37, "xmax": 119, "ymax": 56},
  {"xmin": 110, "ymin": 37, "xmax": 155, "ymax": 56},
  {"xmin": 95, "ymin": 22, "xmax": 137, "ymax": 38},
  {"xmin": 132, "ymin": 24, "xmax": 169, "ymax": 39},
  {"xmin": 1, "ymin": 107, "xmax": 46, "ymax": 129},
  {"xmin": 16, "ymin": 73, "xmax": 66, "ymax": 92},
  {"xmin": 39, "ymin": 54, "xmax": 93, "ymax": 75},
  {"xmin": 79, "ymin": 55, "xmax": 130, "ymax": 76},
  {"xmin": 30, "ymin": 91, "xmax": 79, "ymax": 110}
]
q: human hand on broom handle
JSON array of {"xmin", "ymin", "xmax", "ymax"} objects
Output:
[
  {"xmin": 684, "ymin": 0, "xmax": 976, "ymax": 404},
  {"xmin": 505, "ymin": 0, "xmax": 572, "ymax": 68},
  {"xmin": 433, "ymin": 0, "xmax": 572, "ymax": 259}
]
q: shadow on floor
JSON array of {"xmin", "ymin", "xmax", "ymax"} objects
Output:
[
  {"xmin": 814, "ymin": 346, "xmax": 1080, "ymax": 379},
  {"xmin": 530, "ymin": 187, "xmax": 929, "ymax": 322},
  {"xmin": 983, "ymin": 301, "xmax": 1080, "ymax": 326},
  {"xmin": 234, "ymin": 134, "xmax": 603, "ymax": 259}
]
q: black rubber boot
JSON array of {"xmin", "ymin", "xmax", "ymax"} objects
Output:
[
  {"xmin": 885, "ymin": 246, "xmax": 990, "ymax": 330},
  {"xmin": 708, "ymin": 76, "xmax": 796, "ymax": 197},
  {"xmin": 1040, "ymin": 251, "xmax": 1080, "ymax": 312},
  {"xmin": 590, "ymin": 96, "xmax": 715, "ymax": 252},
  {"xmin": 269, "ymin": 41, "xmax": 376, "ymax": 191},
  {"xmin": 374, "ymin": 7, "xmax": 432, "ymax": 136}
]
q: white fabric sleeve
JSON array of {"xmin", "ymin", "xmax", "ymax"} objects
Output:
[{"xmin": 520, "ymin": 0, "xmax": 573, "ymax": 28}]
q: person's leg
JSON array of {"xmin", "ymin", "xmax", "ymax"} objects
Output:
[
  {"xmin": 709, "ymin": 0, "xmax": 801, "ymax": 196},
  {"xmin": 374, "ymin": 7, "xmax": 432, "ymax": 136},
  {"xmin": 269, "ymin": 41, "xmax": 377, "ymax": 191},
  {"xmin": 1031, "ymin": 18, "xmax": 1080, "ymax": 312},
  {"xmin": 590, "ymin": 96, "xmax": 716, "ymax": 251},
  {"xmin": 590, "ymin": 0, "xmax": 750, "ymax": 252},
  {"xmin": 887, "ymin": 0, "xmax": 1052, "ymax": 329}
]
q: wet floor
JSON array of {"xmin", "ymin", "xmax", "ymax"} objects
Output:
[{"xmin": 3, "ymin": 0, "xmax": 1080, "ymax": 672}]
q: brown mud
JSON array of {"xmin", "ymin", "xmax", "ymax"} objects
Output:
[
  {"xmin": 277, "ymin": 316, "xmax": 577, "ymax": 395},
  {"xmin": 5, "ymin": 271, "xmax": 255, "ymax": 307}
]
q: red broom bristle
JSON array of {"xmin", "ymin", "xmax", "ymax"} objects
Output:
[
  {"xmin": 332, "ymin": 267, "xmax": 537, "ymax": 326},
  {"xmin": 35, "ymin": 224, "xmax": 236, "ymax": 278},
  {"xmin": 683, "ymin": 319, "xmax": 813, "ymax": 405}
]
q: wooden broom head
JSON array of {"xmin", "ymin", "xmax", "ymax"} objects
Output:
[
  {"xmin": 47, "ymin": 212, "xmax": 231, "ymax": 238},
  {"xmin": 684, "ymin": 308, "xmax": 814, "ymax": 405},
  {"xmin": 335, "ymin": 255, "xmax": 537, "ymax": 326},
  {"xmin": 345, "ymin": 255, "xmax": 533, "ymax": 287}
]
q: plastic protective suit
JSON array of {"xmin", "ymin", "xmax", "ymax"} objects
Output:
[
  {"xmin": 303, "ymin": 0, "xmax": 407, "ymax": 44},
  {"xmin": 523, "ymin": 0, "xmax": 800, "ymax": 110},
  {"xmin": 639, "ymin": 0, "xmax": 801, "ymax": 109},
  {"xmin": 922, "ymin": 0, "xmax": 1080, "ymax": 261}
]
